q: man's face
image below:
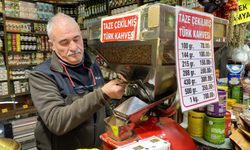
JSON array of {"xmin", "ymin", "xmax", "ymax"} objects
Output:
[{"xmin": 50, "ymin": 21, "xmax": 84, "ymax": 65}]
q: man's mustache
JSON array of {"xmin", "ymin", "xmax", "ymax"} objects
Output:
[{"xmin": 67, "ymin": 49, "xmax": 82, "ymax": 57}]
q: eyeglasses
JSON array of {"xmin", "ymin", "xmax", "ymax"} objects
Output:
[{"xmin": 62, "ymin": 64, "xmax": 96, "ymax": 94}]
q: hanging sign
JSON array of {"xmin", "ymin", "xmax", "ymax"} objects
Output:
[
  {"xmin": 175, "ymin": 6, "xmax": 218, "ymax": 112},
  {"xmin": 234, "ymin": 0, "xmax": 250, "ymax": 25},
  {"xmin": 101, "ymin": 12, "xmax": 140, "ymax": 43}
]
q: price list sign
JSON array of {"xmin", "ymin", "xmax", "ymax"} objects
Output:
[{"xmin": 175, "ymin": 6, "xmax": 218, "ymax": 112}]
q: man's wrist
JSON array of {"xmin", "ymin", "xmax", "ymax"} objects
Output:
[{"xmin": 101, "ymin": 90, "xmax": 111, "ymax": 101}]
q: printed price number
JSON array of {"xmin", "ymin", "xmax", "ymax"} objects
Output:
[
  {"xmin": 183, "ymin": 78, "xmax": 196, "ymax": 86},
  {"xmin": 200, "ymin": 67, "xmax": 212, "ymax": 74},
  {"xmin": 200, "ymin": 59, "xmax": 211, "ymax": 65},
  {"xmin": 203, "ymin": 92, "xmax": 214, "ymax": 99},
  {"xmin": 201, "ymin": 75, "xmax": 213, "ymax": 82},
  {"xmin": 200, "ymin": 42, "xmax": 210, "ymax": 49},
  {"xmin": 183, "ymin": 69, "xmax": 196, "ymax": 77},
  {"xmin": 199, "ymin": 51, "xmax": 211, "ymax": 57},
  {"xmin": 182, "ymin": 60, "xmax": 195, "ymax": 68},
  {"xmin": 202, "ymin": 83, "xmax": 213, "ymax": 91},
  {"xmin": 184, "ymin": 87, "xmax": 197, "ymax": 95},
  {"xmin": 181, "ymin": 42, "xmax": 193, "ymax": 50},
  {"xmin": 190, "ymin": 96, "xmax": 199, "ymax": 103},
  {"xmin": 181, "ymin": 52, "xmax": 194, "ymax": 59}
]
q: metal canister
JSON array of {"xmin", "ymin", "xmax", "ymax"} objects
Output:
[
  {"xmin": 204, "ymin": 114, "xmax": 225, "ymax": 144},
  {"xmin": 225, "ymin": 111, "xmax": 231, "ymax": 138},
  {"xmin": 206, "ymin": 90, "xmax": 226, "ymax": 117},
  {"xmin": 227, "ymin": 98, "xmax": 236, "ymax": 110},
  {"xmin": 188, "ymin": 110, "xmax": 205, "ymax": 137}
]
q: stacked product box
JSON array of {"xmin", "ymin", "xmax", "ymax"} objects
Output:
[
  {"xmin": 14, "ymin": 80, "xmax": 29, "ymax": 94},
  {"xmin": 0, "ymin": 82, "xmax": 8, "ymax": 95},
  {"xmin": 36, "ymin": 2, "xmax": 54, "ymax": 21},
  {"xmin": 19, "ymin": 1, "xmax": 37, "ymax": 20}
]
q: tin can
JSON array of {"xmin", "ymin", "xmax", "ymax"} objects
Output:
[
  {"xmin": 206, "ymin": 90, "xmax": 226, "ymax": 117},
  {"xmin": 230, "ymin": 85, "xmax": 243, "ymax": 103},
  {"xmin": 188, "ymin": 110, "xmax": 205, "ymax": 137},
  {"xmin": 227, "ymin": 98, "xmax": 236, "ymax": 110},
  {"xmin": 204, "ymin": 114, "xmax": 225, "ymax": 144},
  {"xmin": 225, "ymin": 111, "xmax": 231, "ymax": 137}
]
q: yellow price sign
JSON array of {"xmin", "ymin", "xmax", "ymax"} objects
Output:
[
  {"xmin": 22, "ymin": 104, "xmax": 28, "ymax": 109},
  {"xmin": 234, "ymin": 0, "xmax": 250, "ymax": 25},
  {"xmin": 1, "ymin": 108, "xmax": 8, "ymax": 113},
  {"xmin": 110, "ymin": 125, "xmax": 119, "ymax": 137}
]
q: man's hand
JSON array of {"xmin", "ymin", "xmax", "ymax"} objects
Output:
[{"xmin": 101, "ymin": 79, "xmax": 126, "ymax": 100}]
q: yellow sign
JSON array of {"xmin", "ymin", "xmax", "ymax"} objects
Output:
[
  {"xmin": 22, "ymin": 104, "xmax": 28, "ymax": 109},
  {"xmin": 234, "ymin": 0, "xmax": 250, "ymax": 25},
  {"xmin": 1, "ymin": 108, "xmax": 8, "ymax": 113},
  {"xmin": 110, "ymin": 125, "xmax": 119, "ymax": 137}
]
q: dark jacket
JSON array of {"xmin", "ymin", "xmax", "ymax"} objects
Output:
[{"xmin": 29, "ymin": 52, "xmax": 109, "ymax": 150}]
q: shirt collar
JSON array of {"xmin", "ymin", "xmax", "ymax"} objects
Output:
[{"xmin": 50, "ymin": 51, "xmax": 95, "ymax": 72}]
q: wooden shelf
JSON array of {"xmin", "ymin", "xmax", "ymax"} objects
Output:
[
  {"xmin": 0, "ymin": 80, "xmax": 8, "ymax": 82},
  {"xmin": 5, "ymin": 16, "xmax": 47, "ymax": 23},
  {"xmin": 83, "ymin": 12, "xmax": 108, "ymax": 20},
  {"xmin": 8, "ymin": 64, "xmax": 37, "ymax": 69},
  {"xmin": 8, "ymin": 51, "xmax": 38, "ymax": 54},
  {"xmin": 6, "ymin": 31, "xmax": 34, "ymax": 34},
  {"xmin": 14, "ymin": 92, "xmax": 30, "ymax": 97},
  {"xmin": 110, "ymin": 2, "xmax": 138, "ymax": 10},
  {"xmin": 21, "ymin": 0, "xmax": 56, "ymax": 4},
  {"xmin": 6, "ymin": 31, "xmax": 47, "ymax": 35},
  {"xmin": 0, "ymin": 107, "xmax": 36, "ymax": 121},
  {"xmin": 0, "ymin": 94, "xmax": 10, "ymax": 99},
  {"xmin": 7, "ymin": 50, "xmax": 51, "ymax": 54},
  {"xmin": 10, "ymin": 78, "xmax": 28, "ymax": 81},
  {"xmin": 34, "ymin": 32, "xmax": 47, "ymax": 35}
]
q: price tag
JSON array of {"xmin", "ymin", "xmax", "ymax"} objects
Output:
[
  {"xmin": 22, "ymin": 104, "xmax": 28, "ymax": 109},
  {"xmin": 111, "ymin": 125, "xmax": 119, "ymax": 137},
  {"xmin": 1, "ymin": 108, "xmax": 8, "ymax": 113},
  {"xmin": 175, "ymin": 6, "xmax": 218, "ymax": 112}
]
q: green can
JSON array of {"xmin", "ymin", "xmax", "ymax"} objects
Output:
[{"xmin": 203, "ymin": 114, "xmax": 225, "ymax": 144}]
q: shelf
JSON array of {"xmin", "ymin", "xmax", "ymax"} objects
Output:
[
  {"xmin": 8, "ymin": 51, "xmax": 38, "ymax": 54},
  {"xmin": 143, "ymin": 0, "xmax": 160, "ymax": 4},
  {"xmin": 10, "ymin": 78, "xmax": 28, "ymax": 81},
  {"xmin": 6, "ymin": 31, "xmax": 48, "ymax": 35},
  {"xmin": 80, "ymin": 27, "xmax": 87, "ymax": 30},
  {"xmin": 0, "ymin": 107, "xmax": 36, "ymax": 122},
  {"xmin": 34, "ymin": 32, "xmax": 47, "ymax": 35},
  {"xmin": 56, "ymin": 2, "xmax": 78, "ymax": 5},
  {"xmin": 7, "ymin": 50, "xmax": 51, "ymax": 54},
  {"xmin": 5, "ymin": 16, "xmax": 48, "ymax": 23},
  {"xmin": 0, "ymin": 80, "xmax": 8, "ymax": 82},
  {"xmin": 8, "ymin": 64, "xmax": 37, "ymax": 69},
  {"xmin": 6, "ymin": 31, "xmax": 34, "ymax": 34},
  {"xmin": 0, "ymin": 94, "xmax": 10, "ymax": 99},
  {"xmin": 14, "ymin": 92, "xmax": 31, "ymax": 97},
  {"xmin": 21, "ymin": 0, "xmax": 56, "ymax": 4},
  {"xmin": 110, "ymin": 2, "xmax": 138, "ymax": 10},
  {"xmin": 83, "ymin": 12, "xmax": 108, "ymax": 20}
]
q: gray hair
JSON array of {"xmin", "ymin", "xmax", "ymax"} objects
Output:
[{"xmin": 46, "ymin": 13, "xmax": 79, "ymax": 40}]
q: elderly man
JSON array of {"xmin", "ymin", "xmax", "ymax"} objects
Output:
[{"xmin": 29, "ymin": 13, "xmax": 126, "ymax": 150}]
